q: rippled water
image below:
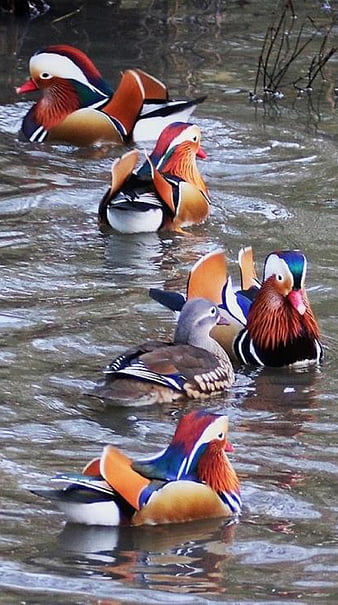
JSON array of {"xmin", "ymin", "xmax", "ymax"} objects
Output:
[{"xmin": 1, "ymin": 1, "xmax": 338, "ymax": 603}]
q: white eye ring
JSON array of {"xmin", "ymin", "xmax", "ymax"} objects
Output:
[
  {"xmin": 192, "ymin": 135, "xmax": 198, "ymax": 141},
  {"xmin": 276, "ymin": 274, "xmax": 284, "ymax": 281},
  {"xmin": 40, "ymin": 72, "xmax": 52, "ymax": 79},
  {"xmin": 217, "ymin": 432, "xmax": 224, "ymax": 439},
  {"xmin": 210, "ymin": 306, "xmax": 217, "ymax": 316}
]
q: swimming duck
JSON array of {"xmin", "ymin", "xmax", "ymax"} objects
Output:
[
  {"xmin": 98, "ymin": 122, "xmax": 210, "ymax": 233},
  {"xmin": 31, "ymin": 409, "xmax": 241, "ymax": 526},
  {"xmin": 150, "ymin": 248, "xmax": 323, "ymax": 367},
  {"xmin": 16, "ymin": 44, "xmax": 206, "ymax": 146},
  {"xmin": 92, "ymin": 298, "xmax": 234, "ymax": 403}
]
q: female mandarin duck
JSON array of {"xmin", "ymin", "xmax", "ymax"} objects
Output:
[
  {"xmin": 92, "ymin": 298, "xmax": 234, "ymax": 403},
  {"xmin": 150, "ymin": 247, "xmax": 323, "ymax": 367},
  {"xmin": 98, "ymin": 121, "xmax": 210, "ymax": 233},
  {"xmin": 16, "ymin": 44, "xmax": 206, "ymax": 146},
  {"xmin": 31, "ymin": 409, "xmax": 241, "ymax": 526}
]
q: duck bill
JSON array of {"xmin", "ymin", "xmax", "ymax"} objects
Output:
[
  {"xmin": 288, "ymin": 289, "xmax": 306, "ymax": 315},
  {"xmin": 224, "ymin": 440, "xmax": 234, "ymax": 453},
  {"xmin": 16, "ymin": 78, "xmax": 38, "ymax": 94},
  {"xmin": 196, "ymin": 146, "xmax": 207, "ymax": 159},
  {"xmin": 217, "ymin": 314, "xmax": 230, "ymax": 326}
]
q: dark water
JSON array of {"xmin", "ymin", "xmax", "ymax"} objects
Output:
[{"xmin": 1, "ymin": 1, "xmax": 338, "ymax": 603}]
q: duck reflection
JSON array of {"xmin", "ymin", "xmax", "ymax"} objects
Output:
[
  {"xmin": 102, "ymin": 232, "xmax": 164, "ymax": 278},
  {"xmin": 101, "ymin": 228, "xmax": 212, "ymax": 281},
  {"xmin": 236, "ymin": 365, "xmax": 323, "ymax": 518},
  {"xmin": 56, "ymin": 517, "xmax": 237, "ymax": 594},
  {"xmin": 238, "ymin": 364, "xmax": 322, "ymax": 438}
]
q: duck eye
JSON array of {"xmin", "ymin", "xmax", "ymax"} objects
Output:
[
  {"xmin": 218, "ymin": 432, "xmax": 224, "ymax": 439},
  {"xmin": 40, "ymin": 72, "xmax": 52, "ymax": 79},
  {"xmin": 210, "ymin": 306, "xmax": 217, "ymax": 316},
  {"xmin": 192, "ymin": 135, "xmax": 198, "ymax": 141},
  {"xmin": 276, "ymin": 274, "xmax": 284, "ymax": 281}
]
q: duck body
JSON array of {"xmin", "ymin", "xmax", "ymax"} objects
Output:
[
  {"xmin": 99, "ymin": 160, "xmax": 165, "ymax": 234},
  {"xmin": 16, "ymin": 45, "xmax": 206, "ymax": 146},
  {"xmin": 92, "ymin": 298, "xmax": 234, "ymax": 403},
  {"xmin": 150, "ymin": 248, "xmax": 323, "ymax": 368},
  {"xmin": 98, "ymin": 122, "xmax": 210, "ymax": 234},
  {"xmin": 104, "ymin": 189, "xmax": 164, "ymax": 234},
  {"xmin": 31, "ymin": 410, "xmax": 241, "ymax": 526}
]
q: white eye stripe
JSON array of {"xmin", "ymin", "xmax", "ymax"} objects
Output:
[
  {"xmin": 178, "ymin": 416, "xmax": 229, "ymax": 477},
  {"xmin": 167, "ymin": 126, "xmax": 200, "ymax": 151},
  {"xmin": 263, "ymin": 254, "xmax": 293, "ymax": 286},
  {"xmin": 30, "ymin": 53, "xmax": 94, "ymax": 88}
]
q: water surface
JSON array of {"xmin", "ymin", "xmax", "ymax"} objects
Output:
[{"xmin": 1, "ymin": 1, "xmax": 338, "ymax": 603}]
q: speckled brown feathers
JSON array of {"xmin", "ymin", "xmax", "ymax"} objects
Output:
[{"xmin": 93, "ymin": 342, "xmax": 234, "ymax": 403}]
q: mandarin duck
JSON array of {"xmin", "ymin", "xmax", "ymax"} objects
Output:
[
  {"xmin": 98, "ymin": 122, "xmax": 210, "ymax": 234},
  {"xmin": 92, "ymin": 298, "xmax": 234, "ymax": 404},
  {"xmin": 16, "ymin": 44, "xmax": 206, "ymax": 146},
  {"xmin": 30, "ymin": 409, "xmax": 241, "ymax": 526},
  {"xmin": 150, "ymin": 247, "xmax": 323, "ymax": 367}
]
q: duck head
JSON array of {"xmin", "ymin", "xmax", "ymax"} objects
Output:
[
  {"xmin": 149, "ymin": 121, "xmax": 206, "ymax": 168},
  {"xmin": 132, "ymin": 410, "xmax": 238, "ymax": 493},
  {"xmin": 262, "ymin": 250, "xmax": 307, "ymax": 315},
  {"xmin": 16, "ymin": 44, "xmax": 111, "ymax": 102}
]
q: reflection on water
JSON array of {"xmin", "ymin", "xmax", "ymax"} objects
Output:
[
  {"xmin": 0, "ymin": 0, "xmax": 338, "ymax": 603},
  {"xmin": 53, "ymin": 518, "xmax": 237, "ymax": 595}
]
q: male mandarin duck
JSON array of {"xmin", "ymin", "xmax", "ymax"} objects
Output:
[
  {"xmin": 150, "ymin": 247, "xmax": 323, "ymax": 367},
  {"xmin": 98, "ymin": 121, "xmax": 210, "ymax": 234},
  {"xmin": 16, "ymin": 44, "xmax": 206, "ymax": 146},
  {"xmin": 92, "ymin": 298, "xmax": 234, "ymax": 403},
  {"xmin": 30, "ymin": 409, "xmax": 241, "ymax": 526}
]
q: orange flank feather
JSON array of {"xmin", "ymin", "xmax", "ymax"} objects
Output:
[
  {"xmin": 135, "ymin": 69, "xmax": 168, "ymax": 101},
  {"xmin": 187, "ymin": 250, "xmax": 228, "ymax": 304},
  {"xmin": 148, "ymin": 161, "xmax": 176, "ymax": 214},
  {"xmin": 101, "ymin": 70, "xmax": 145, "ymax": 136},
  {"xmin": 82, "ymin": 457, "xmax": 101, "ymax": 476},
  {"xmin": 110, "ymin": 149, "xmax": 139, "ymax": 196},
  {"xmin": 100, "ymin": 445, "xmax": 150, "ymax": 511},
  {"xmin": 98, "ymin": 149, "xmax": 139, "ymax": 227},
  {"xmin": 238, "ymin": 246, "xmax": 258, "ymax": 290},
  {"xmin": 198, "ymin": 441, "xmax": 240, "ymax": 494}
]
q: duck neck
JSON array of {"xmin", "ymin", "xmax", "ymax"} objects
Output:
[
  {"xmin": 175, "ymin": 324, "xmax": 226, "ymax": 359},
  {"xmin": 198, "ymin": 441, "xmax": 240, "ymax": 495}
]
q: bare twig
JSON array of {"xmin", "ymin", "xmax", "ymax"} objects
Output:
[{"xmin": 250, "ymin": 0, "xmax": 336, "ymax": 102}]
